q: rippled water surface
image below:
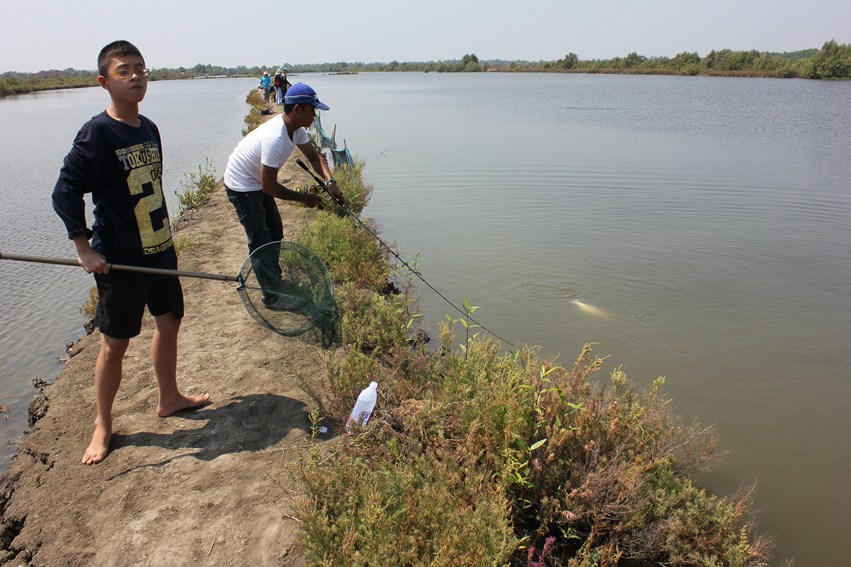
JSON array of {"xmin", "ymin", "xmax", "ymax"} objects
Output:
[{"xmin": 2, "ymin": 73, "xmax": 849, "ymax": 564}]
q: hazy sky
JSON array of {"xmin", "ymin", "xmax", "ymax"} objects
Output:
[{"xmin": 2, "ymin": 0, "xmax": 848, "ymax": 72}]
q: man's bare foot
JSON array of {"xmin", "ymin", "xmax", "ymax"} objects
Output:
[
  {"xmin": 82, "ymin": 422, "xmax": 111, "ymax": 465},
  {"xmin": 157, "ymin": 393, "xmax": 211, "ymax": 417}
]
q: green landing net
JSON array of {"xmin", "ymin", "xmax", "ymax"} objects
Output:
[
  {"xmin": 237, "ymin": 241, "xmax": 340, "ymax": 348},
  {"xmin": 314, "ymin": 112, "xmax": 337, "ymax": 150},
  {"xmin": 330, "ymin": 143, "xmax": 354, "ymax": 169}
]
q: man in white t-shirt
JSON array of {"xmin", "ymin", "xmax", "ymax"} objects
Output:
[{"xmin": 223, "ymin": 82, "xmax": 344, "ymax": 309}]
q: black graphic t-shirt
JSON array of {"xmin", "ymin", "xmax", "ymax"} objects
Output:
[{"xmin": 53, "ymin": 111, "xmax": 176, "ymax": 274}]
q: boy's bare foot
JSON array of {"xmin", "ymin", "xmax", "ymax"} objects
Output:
[
  {"xmin": 82, "ymin": 422, "xmax": 111, "ymax": 465},
  {"xmin": 157, "ymin": 393, "xmax": 211, "ymax": 417}
]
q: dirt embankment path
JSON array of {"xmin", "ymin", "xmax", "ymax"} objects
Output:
[{"xmin": 0, "ymin": 109, "xmax": 333, "ymax": 566}]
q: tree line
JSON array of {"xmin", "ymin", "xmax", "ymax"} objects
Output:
[
  {"xmin": 549, "ymin": 40, "xmax": 850, "ymax": 79},
  {"xmin": 0, "ymin": 63, "xmax": 267, "ymax": 96},
  {"xmin": 2, "ymin": 40, "xmax": 848, "ymax": 97}
]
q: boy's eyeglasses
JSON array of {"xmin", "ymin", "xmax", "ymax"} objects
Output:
[{"xmin": 108, "ymin": 67, "xmax": 150, "ymax": 79}]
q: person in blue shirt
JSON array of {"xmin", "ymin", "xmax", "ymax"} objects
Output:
[
  {"xmin": 259, "ymin": 71, "xmax": 272, "ymax": 102},
  {"xmin": 52, "ymin": 40, "xmax": 210, "ymax": 465}
]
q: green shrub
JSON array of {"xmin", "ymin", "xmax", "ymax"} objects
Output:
[
  {"xmin": 330, "ymin": 157, "xmax": 373, "ymax": 216},
  {"xmin": 336, "ymin": 283, "xmax": 412, "ymax": 356},
  {"xmin": 242, "ymin": 89, "xmax": 266, "ymax": 135},
  {"xmin": 299, "ymin": 329, "xmax": 773, "ymax": 565},
  {"xmin": 296, "ymin": 338, "xmax": 521, "ymax": 565},
  {"xmin": 176, "ymin": 159, "xmax": 218, "ymax": 217},
  {"xmin": 294, "ymin": 443, "xmax": 517, "ymax": 566},
  {"xmin": 295, "ymin": 209, "xmax": 389, "ymax": 292},
  {"xmin": 505, "ymin": 354, "xmax": 773, "ymax": 564}
]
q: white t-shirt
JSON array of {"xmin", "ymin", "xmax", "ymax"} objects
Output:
[{"xmin": 223, "ymin": 115, "xmax": 309, "ymax": 192}]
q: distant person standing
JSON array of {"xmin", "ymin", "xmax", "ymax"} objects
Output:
[
  {"xmin": 259, "ymin": 71, "xmax": 271, "ymax": 102},
  {"xmin": 281, "ymin": 68, "xmax": 292, "ymax": 94},
  {"xmin": 273, "ymin": 68, "xmax": 285, "ymax": 105}
]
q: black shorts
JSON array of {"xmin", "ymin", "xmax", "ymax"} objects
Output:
[{"xmin": 94, "ymin": 272, "xmax": 184, "ymax": 339}]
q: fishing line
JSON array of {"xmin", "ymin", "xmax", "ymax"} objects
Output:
[{"xmin": 296, "ymin": 159, "xmax": 514, "ymax": 348}]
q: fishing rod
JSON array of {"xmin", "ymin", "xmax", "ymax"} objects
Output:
[{"xmin": 296, "ymin": 159, "xmax": 514, "ymax": 348}]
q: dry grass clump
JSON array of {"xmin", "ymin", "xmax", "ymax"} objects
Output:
[{"xmin": 80, "ymin": 285, "xmax": 98, "ymax": 318}]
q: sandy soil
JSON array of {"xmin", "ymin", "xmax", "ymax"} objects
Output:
[{"xmin": 0, "ymin": 109, "xmax": 335, "ymax": 566}]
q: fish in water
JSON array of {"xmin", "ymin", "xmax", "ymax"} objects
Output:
[{"xmin": 572, "ymin": 299, "xmax": 607, "ymax": 318}]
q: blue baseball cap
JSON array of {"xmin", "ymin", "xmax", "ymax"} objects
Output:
[{"xmin": 284, "ymin": 82, "xmax": 330, "ymax": 111}]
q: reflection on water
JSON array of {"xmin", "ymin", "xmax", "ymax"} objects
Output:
[{"xmin": 1, "ymin": 73, "xmax": 849, "ymax": 564}]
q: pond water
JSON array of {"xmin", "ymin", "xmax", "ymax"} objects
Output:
[{"xmin": 1, "ymin": 73, "xmax": 849, "ymax": 564}]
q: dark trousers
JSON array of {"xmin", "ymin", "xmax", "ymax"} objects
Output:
[{"xmin": 226, "ymin": 187, "xmax": 283, "ymax": 300}]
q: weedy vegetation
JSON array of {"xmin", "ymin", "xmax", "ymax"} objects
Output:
[
  {"xmin": 284, "ymin": 150, "xmax": 775, "ymax": 565},
  {"xmin": 242, "ymin": 89, "xmax": 267, "ymax": 135},
  {"xmin": 176, "ymin": 158, "xmax": 218, "ymax": 218},
  {"xmin": 80, "ymin": 285, "xmax": 99, "ymax": 319}
]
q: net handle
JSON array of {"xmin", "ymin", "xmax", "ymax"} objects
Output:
[{"xmin": 0, "ymin": 251, "xmax": 241, "ymax": 282}]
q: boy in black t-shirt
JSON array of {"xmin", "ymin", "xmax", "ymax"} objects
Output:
[{"xmin": 53, "ymin": 40, "xmax": 210, "ymax": 465}]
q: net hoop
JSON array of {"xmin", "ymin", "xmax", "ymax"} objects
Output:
[{"xmin": 237, "ymin": 240, "xmax": 338, "ymax": 345}]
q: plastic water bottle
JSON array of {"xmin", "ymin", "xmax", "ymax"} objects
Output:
[{"xmin": 347, "ymin": 381, "xmax": 378, "ymax": 433}]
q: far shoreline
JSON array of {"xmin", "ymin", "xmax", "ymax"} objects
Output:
[
  {"xmin": 4, "ymin": 41, "xmax": 848, "ymax": 97},
  {"xmin": 0, "ymin": 68, "xmax": 825, "ymax": 99}
]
